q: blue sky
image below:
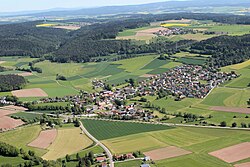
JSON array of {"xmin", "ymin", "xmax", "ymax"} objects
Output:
[{"xmin": 0, "ymin": 0, "xmax": 171, "ymax": 12}]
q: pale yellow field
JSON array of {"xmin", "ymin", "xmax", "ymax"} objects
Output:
[
  {"xmin": 222, "ymin": 59, "xmax": 250, "ymax": 70},
  {"xmin": 36, "ymin": 23, "xmax": 56, "ymax": 27},
  {"xmin": 102, "ymin": 128, "xmax": 215, "ymax": 154},
  {"xmin": 42, "ymin": 128, "xmax": 93, "ymax": 160},
  {"xmin": 102, "ymin": 132, "xmax": 169, "ymax": 154},
  {"xmin": 161, "ymin": 23, "xmax": 189, "ymax": 27}
]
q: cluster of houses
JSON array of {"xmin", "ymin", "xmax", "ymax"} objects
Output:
[
  {"xmin": 136, "ymin": 65, "xmax": 237, "ymax": 99},
  {"xmin": 154, "ymin": 28, "xmax": 197, "ymax": 36},
  {"xmin": 0, "ymin": 96, "xmax": 14, "ymax": 105}
]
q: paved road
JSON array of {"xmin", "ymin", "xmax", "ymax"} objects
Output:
[{"xmin": 79, "ymin": 121, "xmax": 114, "ymax": 167}]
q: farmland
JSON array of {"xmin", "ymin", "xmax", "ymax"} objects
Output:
[
  {"xmin": 117, "ymin": 20, "xmax": 250, "ymax": 42},
  {"xmin": 81, "ymin": 119, "xmax": 173, "ymax": 140},
  {"xmin": 0, "ymin": 125, "xmax": 47, "ymax": 156},
  {"xmin": 0, "ymin": 14, "xmax": 250, "ymax": 167},
  {"xmin": 42, "ymin": 127, "xmax": 93, "ymax": 160},
  {"xmin": 0, "ymin": 54, "xmax": 183, "ymax": 100},
  {"xmin": 107, "ymin": 126, "xmax": 250, "ymax": 167}
]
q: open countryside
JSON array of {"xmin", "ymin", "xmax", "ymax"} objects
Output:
[{"xmin": 0, "ymin": 0, "xmax": 250, "ymax": 167}]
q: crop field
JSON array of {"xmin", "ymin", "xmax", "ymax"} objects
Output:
[
  {"xmin": 42, "ymin": 127, "xmax": 93, "ymax": 160},
  {"xmin": 0, "ymin": 125, "xmax": 46, "ymax": 156},
  {"xmin": 208, "ymin": 25, "xmax": 250, "ymax": 35},
  {"xmin": 10, "ymin": 112, "xmax": 42, "ymax": 121},
  {"xmin": 81, "ymin": 119, "xmax": 173, "ymax": 140},
  {"xmin": 28, "ymin": 129, "xmax": 57, "ymax": 149},
  {"xmin": 117, "ymin": 21, "xmax": 250, "ymax": 42},
  {"xmin": 161, "ymin": 23, "xmax": 189, "ymax": 27},
  {"xmin": 201, "ymin": 87, "xmax": 250, "ymax": 108},
  {"xmin": 103, "ymin": 127, "xmax": 250, "ymax": 167},
  {"xmin": 152, "ymin": 96, "xmax": 202, "ymax": 112}
]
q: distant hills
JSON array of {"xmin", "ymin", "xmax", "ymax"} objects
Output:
[{"xmin": 1, "ymin": 0, "xmax": 250, "ymax": 17}]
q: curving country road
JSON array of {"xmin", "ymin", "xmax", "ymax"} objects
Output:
[{"xmin": 79, "ymin": 121, "xmax": 114, "ymax": 167}]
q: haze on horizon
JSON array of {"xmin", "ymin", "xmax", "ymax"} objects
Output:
[{"xmin": 0, "ymin": 0, "xmax": 182, "ymax": 13}]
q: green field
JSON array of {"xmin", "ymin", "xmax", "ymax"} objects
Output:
[
  {"xmin": 0, "ymin": 125, "xmax": 46, "ymax": 156},
  {"xmin": 10, "ymin": 112, "xmax": 42, "ymax": 121},
  {"xmin": 115, "ymin": 160, "xmax": 143, "ymax": 167},
  {"xmin": 201, "ymin": 87, "xmax": 250, "ymax": 108},
  {"xmin": 1, "ymin": 54, "xmax": 181, "ymax": 99},
  {"xmin": 81, "ymin": 119, "xmax": 173, "ymax": 140},
  {"xmin": 116, "ymin": 21, "xmax": 250, "ymax": 42},
  {"xmin": 0, "ymin": 156, "xmax": 26, "ymax": 166},
  {"xmin": 103, "ymin": 126, "xmax": 250, "ymax": 167}
]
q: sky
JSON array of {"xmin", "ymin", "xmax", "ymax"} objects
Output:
[{"xmin": 0, "ymin": 0, "xmax": 171, "ymax": 13}]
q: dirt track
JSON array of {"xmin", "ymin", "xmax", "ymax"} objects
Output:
[
  {"xmin": 144, "ymin": 146, "xmax": 192, "ymax": 160},
  {"xmin": 209, "ymin": 142, "xmax": 250, "ymax": 163}
]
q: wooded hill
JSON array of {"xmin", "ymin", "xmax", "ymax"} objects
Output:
[
  {"xmin": 1, "ymin": 13, "xmax": 250, "ymax": 66},
  {"xmin": 190, "ymin": 35, "xmax": 250, "ymax": 67}
]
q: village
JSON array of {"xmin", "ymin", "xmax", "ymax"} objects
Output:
[
  {"xmin": 154, "ymin": 27, "xmax": 198, "ymax": 36},
  {"xmin": 3, "ymin": 64, "xmax": 235, "ymax": 122}
]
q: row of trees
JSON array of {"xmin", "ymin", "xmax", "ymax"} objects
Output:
[
  {"xmin": 0, "ymin": 142, "xmax": 19, "ymax": 157},
  {"xmin": 0, "ymin": 74, "xmax": 26, "ymax": 92},
  {"xmin": 221, "ymin": 121, "xmax": 250, "ymax": 128},
  {"xmin": 65, "ymin": 151, "xmax": 96, "ymax": 167},
  {"xmin": 0, "ymin": 141, "xmax": 46, "ymax": 167}
]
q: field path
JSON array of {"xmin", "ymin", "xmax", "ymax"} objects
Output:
[{"xmin": 79, "ymin": 121, "xmax": 114, "ymax": 167}]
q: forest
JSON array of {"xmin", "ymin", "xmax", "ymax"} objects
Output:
[
  {"xmin": 0, "ymin": 74, "xmax": 26, "ymax": 92},
  {"xmin": 190, "ymin": 35, "xmax": 250, "ymax": 67},
  {"xmin": 1, "ymin": 13, "xmax": 250, "ymax": 65}
]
